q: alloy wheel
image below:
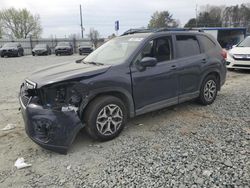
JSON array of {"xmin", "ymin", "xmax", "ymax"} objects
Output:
[
  {"xmin": 204, "ymin": 80, "xmax": 217, "ymax": 102},
  {"xmin": 96, "ymin": 104, "xmax": 123, "ymax": 136}
]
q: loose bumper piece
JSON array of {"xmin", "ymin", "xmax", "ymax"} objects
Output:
[{"xmin": 20, "ymin": 100, "xmax": 84, "ymax": 154}]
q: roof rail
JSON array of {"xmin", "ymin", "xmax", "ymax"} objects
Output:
[
  {"xmin": 122, "ymin": 27, "xmax": 204, "ymax": 36},
  {"xmin": 121, "ymin": 28, "xmax": 154, "ymax": 36}
]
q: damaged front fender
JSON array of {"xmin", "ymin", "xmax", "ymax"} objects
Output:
[{"xmin": 21, "ymin": 103, "xmax": 84, "ymax": 154}]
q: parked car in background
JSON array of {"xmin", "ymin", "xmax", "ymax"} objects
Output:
[
  {"xmin": 19, "ymin": 30, "xmax": 227, "ymax": 153},
  {"xmin": 0, "ymin": 43, "xmax": 24, "ymax": 57},
  {"xmin": 227, "ymin": 36, "xmax": 250, "ymax": 70},
  {"xmin": 78, "ymin": 42, "xmax": 94, "ymax": 55},
  {"xmin": 55, "ymin": 42, "xmax": 73, "ymax": 56},
  {"xmin": 32, "ymin": 44, "xmax": 51, "ymax": 56}
]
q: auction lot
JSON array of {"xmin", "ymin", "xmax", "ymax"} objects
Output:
[{"xmin": 0, "ymin": 55, "xmax": 249, "ymax": 187}]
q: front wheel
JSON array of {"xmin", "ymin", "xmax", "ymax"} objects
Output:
[
  {"xmin": 84, "ymin": 96, "xmax": 127, "ymax": 141},
  {"xmin": 198, "ymin": 75, "xmax": 218, "ymax": 105}
]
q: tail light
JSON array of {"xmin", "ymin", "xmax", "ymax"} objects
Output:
[{"xmin": 220, "ymin": 49, "xmax": 227, "ymax": 59}]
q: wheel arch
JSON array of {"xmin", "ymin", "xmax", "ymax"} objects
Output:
[
  {"xmin": 200, "ymin": 70, "xmax": 221, "ymax": 91},
  {"xmin": 80, "ymin": 88, "xmax": 135, "ymax": 119}
]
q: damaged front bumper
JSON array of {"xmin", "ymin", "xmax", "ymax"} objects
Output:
[{"xmin": 19, "ymin": 98, "xmax": 84, "ymax": 154}]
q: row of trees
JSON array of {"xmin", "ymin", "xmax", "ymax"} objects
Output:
[
  {"xmin": 0, "ymin": 4, "xmax": 249, "ymax": 39},
  {"xmin": 185, "ymin": 4, "xmax": 250, "ymax": 30}
]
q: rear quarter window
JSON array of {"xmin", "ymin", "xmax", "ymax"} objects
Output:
[
  {"xmin": 176, "ymin": 35, "xmax": 201, "ymax": 58},
  {"xmin": 198, "ymin": 35, "xmax": 216, "ymax": 52}
]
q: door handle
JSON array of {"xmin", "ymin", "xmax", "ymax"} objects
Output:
[
  {"xmin": 201, "ymin": 59, "xmax": 207, "ymax": 64},
  {"xmin": 170, "ymin": 65, "xmax": 177, "ymax": 70}
]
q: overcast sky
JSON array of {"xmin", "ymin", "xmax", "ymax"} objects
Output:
[{"xmin": 1, "ymin": 0, "xmax": 250, "ymax": 38}]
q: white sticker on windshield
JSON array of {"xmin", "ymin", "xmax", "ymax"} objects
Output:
[{"xmin": 128, "ymin": 38, "xmax": 144, "ymax": 42}]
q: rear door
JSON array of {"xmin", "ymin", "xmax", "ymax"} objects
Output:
[
  {"xmin": 174, "ymin": 34, "xmax": 206, "ymax": 102},
  {"xmin": 130, "ymin": 35, "xmax": 179, "ymax": 114}
]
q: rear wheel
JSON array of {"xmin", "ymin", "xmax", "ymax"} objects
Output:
[
  {"xmin": 84, "ymin": 96, "xmax": 127, "ymax": 141},
  {"xmin": 198, "ymin": 75, "xmax": 218, "ymax": 105}
]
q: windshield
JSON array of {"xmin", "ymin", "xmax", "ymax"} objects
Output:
[
  {"xmin": 83, "ymin": 36, "xmax": 146, "ymax": 65},
  {"xmin": 57, "ymin": 42, "xmax": 70, "ymax": 46},
  {"xmin": 79, "ymin": 42, "xmax": 92, "ymax": 46},
  {"xmin": 35, "ymin": 44, "xmax": 46, "ymax": 48},
  {"xmin": 3, "ymin": 43, "xmax": 18, "ymax": 47},
  {"xmin": 237, "ymin": 37, "xmax": 250, "ymax": 47}
]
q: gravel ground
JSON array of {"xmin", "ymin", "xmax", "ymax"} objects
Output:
[{"xmin": 0, "ymin": 55, "xmax": 249, "ymax": 187}]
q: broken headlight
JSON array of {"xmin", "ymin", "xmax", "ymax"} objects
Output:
[{"xmin": 42, "ymin": 83, "xmax": 83, "ymax": 110}]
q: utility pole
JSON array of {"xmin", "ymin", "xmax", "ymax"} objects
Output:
[
  {"xmin": 195, "ymin": 4, "xmax": 198, "ymax": 27},
  {"xmin": 80, "ymin": 4, "xmax": 84, "ymax": 38}
]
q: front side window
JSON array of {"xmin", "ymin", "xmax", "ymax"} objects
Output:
[
  {"xmin": 176, "ymin": 35, "xmax": 201, "ymax": 58},
  {"xmin": 134, "ymin": 36, "xmax": 172, "ymax": 64}
]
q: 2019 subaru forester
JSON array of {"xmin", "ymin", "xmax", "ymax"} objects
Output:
[{"xmin": 19, "ymin": 30, "xmax": 227, "ymax": 153}]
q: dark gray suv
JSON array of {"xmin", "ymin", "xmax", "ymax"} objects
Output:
[{"xmin": 19, "ymin": 30, "xmax": 227, "ymax": 153}]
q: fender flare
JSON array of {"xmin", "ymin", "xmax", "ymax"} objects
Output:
[{"xmin": 79, "ymin": 87, "xmax": 135, "ymax": 119}]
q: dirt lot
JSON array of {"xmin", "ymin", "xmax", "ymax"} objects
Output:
[{"xmin": 0, "ymin": 55, "xmax": 249, "ymax": 187}]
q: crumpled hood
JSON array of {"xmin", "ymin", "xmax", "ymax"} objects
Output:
[
  {"xmin": 229, "ymin": 47, "xmax": 250, "ymax": 54},
  {"xmin": 27, "ymin": 61, "xmax": 111, "ymax": 88}
]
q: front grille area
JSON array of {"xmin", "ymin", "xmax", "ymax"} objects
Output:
[
  {"xmin": 233, "ymin": 64, "xmax": 250, "ymax": 68},
  {"xmin": 20, "ymin": 80, "xmax": 36, "ymax": 108}
]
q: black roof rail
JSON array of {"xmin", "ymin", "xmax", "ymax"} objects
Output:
[
  {"xmin": 121, "ymin": 28, "xmax": 154, "ymax": 36},
  {"xmin": 121, "ymin": 27, "xmax": 204, "ymax": 36}
]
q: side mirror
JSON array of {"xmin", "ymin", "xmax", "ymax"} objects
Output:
[{"xmin": 140, "ymin": 57, "xmax": 157, "ymax": 67}]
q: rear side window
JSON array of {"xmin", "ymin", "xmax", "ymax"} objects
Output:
[
  {"xmin": 199, "ymin": 35, "xmax": 216, "ymax": 52},
  {"xmin": 176, "ymin": 35, "xmax": 201, "ymax": 58}
]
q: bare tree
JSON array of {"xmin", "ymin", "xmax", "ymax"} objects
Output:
[
  {"xmin": 0, "ymin": 8, "xmax": 42, "ymax": 39},
  {"xmin": 185, "ymin": 3, "xmax": 250, "ymax": 31},
  {"xmin": 87, "ymin": 28, "xmax": 100, "ymax": 48}
]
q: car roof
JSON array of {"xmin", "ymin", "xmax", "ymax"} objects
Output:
[{"xmin": 122, "ymin": 31, "xmax": 209, "ymax": 38}]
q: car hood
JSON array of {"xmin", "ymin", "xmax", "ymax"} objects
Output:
[
  {"xmin": 33, "ymin": 48, "xmax": 46, "ymax": 51},
  {"xmin": 27, "ymin": 61, "xmax": 111, "ymax": 88},
  {"xmin": 0, "ymin": 47, "xmax": 17, "ymax": 50},
  {"xmin": 229, "ymin": 47, "xmax": 250, "ymax": 54},
  {"xmin": 55, "ymin": 46, "xmax": 70, "ymax": 49}
]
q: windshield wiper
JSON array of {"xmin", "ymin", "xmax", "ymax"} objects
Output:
[{"xmin": 83, "ymin": 61, "xmax": 104, "ymax": 66}]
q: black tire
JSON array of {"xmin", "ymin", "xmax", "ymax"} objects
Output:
[
  {"xmin": 198, "ymin": 75, "xmax": 218, "ymax": 105},
  {"xmin": 32, "ymin": 52, "xmax": 35, "ymax": 56},
  {"xmin": 55, "ymin": 53, "xmax": 58, "ymax": 56},
  {"xmin": 84, "ymin": 96, "xmax": 127, "ymax": 141}
]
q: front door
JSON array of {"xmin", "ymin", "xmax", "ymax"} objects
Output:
[{"xmin": 130, "ymin": 36, "xmax": 179, "ymax": 115}]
